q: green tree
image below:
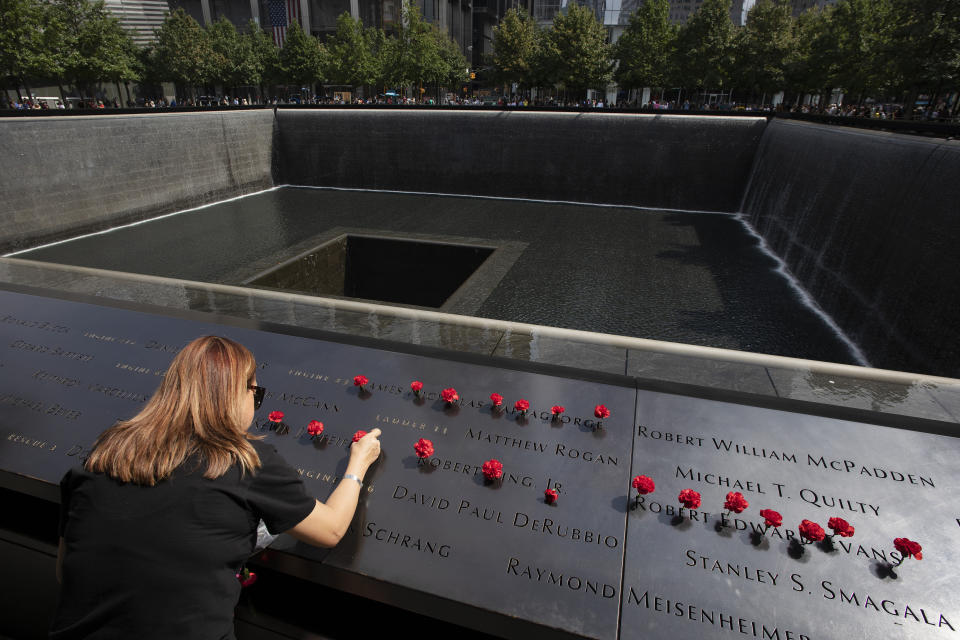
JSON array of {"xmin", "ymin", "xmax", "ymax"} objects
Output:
[
  {"xmin": 887, "ymin": 0, "xmax": 960, "ymax": 116},
  {"xmin": 51, "ymin": 0, "xmax": 140, "ymax": 99},
  {"xmin": 435, "ymin": 30, "xmax": 469, "ymax": 88},
  {"xmin": 207, "ymin": 17, "xmax": 258, "ymax": 94},
  {"xmin": 784, "ymin": 6, "xmax": 833, "ymax": 101},
  {"xmin": 0, "ymin": 0, "xmax": 55, "ymax": 99},
  {"xmin": 674, "ymin": 0, "xmax": 735, "ymax": 94},
  {"xmin": 492, "ymin": 7, "xmax": 538, "ymax": 88},
  {"xmin": 278, "ymin": 21, "xmax": 325, "ymax": 89},
  {"xmin": 613, "ymin": 0, "xmax": 676, "ymax": 93},
  {"xmin": 732, "ymin": 0, "xmax": 795, "ymax": 102},
  {"xmin": 380, "ymin": 2, "xmax": 444, "ymax": 96},
  {"xmin": 545, "ymin": 2, "xmax": 612, "ymax": 94},
  {"xmin": 107, "ymin": 26, "xmax": 143, "ymax": 101},
  {"xmin": 367, "ymin": 26, "xmax": 391, "ymax": 91},
  {"xmin": 528, "ymin": 24, "xmax": 559, "ymax": 90},
  {"xmin": 152, "ymin": 9, "xmax": 215, "ymax": 94},
  {"xmin": 245, "ymin": 20, "xmax": 280, "ymax": 97},
  {"xmin": 324, "ymin": 13, "xmax": 377, "ymax": 90},
  {"xmin": 404, "ymin": 3, "xmax": 443, "ymax": 93},
  {"xmin": 829, "ymin": 0, "xmax": 893, "ymax": 103}
]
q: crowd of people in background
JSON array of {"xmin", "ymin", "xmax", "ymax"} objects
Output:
[{"xmin": 1, "ymin": 92, "xmax": 955, "ymax": 122}]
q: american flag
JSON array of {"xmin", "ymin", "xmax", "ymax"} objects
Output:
[{"xmin": 268, "ymin": 0, "xmax": 301, "ymax": 47}]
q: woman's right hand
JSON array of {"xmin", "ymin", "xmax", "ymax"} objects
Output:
[
  {"xmin": 348, "ymin": 428, "xmax": 382, "ymax": 474},
  {"xmin": 291, "ymin": 427, "xmax": 384, "ymax": 548}
]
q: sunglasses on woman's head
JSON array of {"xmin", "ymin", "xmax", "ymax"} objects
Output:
[{"xmin": 248, "ymin": 385, "xmax": 266, "ymax": 410}]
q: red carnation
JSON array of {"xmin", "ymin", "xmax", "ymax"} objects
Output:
[
  {"xmin": 268, "ymin": 410, "xmax": 284, "ymax": 423},
  {"xmin": 411, "ymin": 381, "xmax": 423, "ymax": 395},
  {"xmin": 828, "ymin": 517, "xmax": 855, "ymax": 538},
  {"xmin": 759, "ymin": 509, "xmax": 782, "ymax": 529},
  {"xmin": 631, "ymin": 475, "xmax": 655, "ymax": 494},
  {"xmin": 490, "ymin": 393, "xmax": 503, "ymax": 407},
  {"xmin": 352, "ymin": 430, "xmax": 367, "ymax": 443},
  {"xmin": 799, "ymin": 519, "xmax": 825, "ymax": 543},
  {"xmin": 414, "ymin": 438, "xmax": 434, "ymax": 459},
  {"xmin": 724, "ymin": 491, "xmax": 749, "ymax": 514},
  {"xmin": 544, "ymin": 489, "xmax": 558, "ymax": 504},
  {"xmin": 482, "ymin": 459, "xmax": 503, "ymax": 480},
  {"xmin": 894, "ymin": 538, "xmax": 923, "ymax": 561},
  {"xmin": 353, "ymin": 375, "xmax": 368, "ymax": 388},
  {"xmin": 594, "ymin": 404, "xmax": 610, "ymax": 419},
  {"xmin": 236, "ymin": 568, "xmax": 257, "ymax": 588},
  {"xmin": 514, "ymin": 399, "xmax": 530, "ymax": 414},
  {"xmin": 678, "ymin": 489, "xmax": 701, "ymax": 509},
  {"xmin": 307, "ymin": 420, "xmax": 324, "ymax": 437},
  {"xmin": 441, "ymin": 388, "xmax": 459, "ymax": 404},
  {"xmin": 551, "ymin": 405, "xmax": 565, "ymax": 417}
]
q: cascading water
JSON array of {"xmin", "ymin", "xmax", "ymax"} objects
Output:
[
  {"xmin": 740, "ymin": 118, "xmax": 960, "ymax": 377},
  {"xmin": 3, "ymin": 110, "xmax": 957, "ymax": 376}
]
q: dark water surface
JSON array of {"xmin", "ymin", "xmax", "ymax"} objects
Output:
[{"xmin": 21, "ymin": 187, "xmax": 858, "ymax": 365}]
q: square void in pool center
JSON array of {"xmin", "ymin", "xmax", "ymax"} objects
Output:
[{"xmin": 245, "ymin": 234, "xmax": 498, "ymax": 309}]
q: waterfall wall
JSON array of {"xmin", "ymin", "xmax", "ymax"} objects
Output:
[
  {"xmin": 2, "ymin": 109, "xmax": 958, "ymax": 376},
  {"xmin": 275, "ymin": 109, "xmax": 767, "ymax": 211},
  {"xmin": 0, "ymin": 110, "xmax": 276, "ymax": 253},
  {"xmin": 741, "ymin": 118, "xmax": 960, "ymax": 377}
]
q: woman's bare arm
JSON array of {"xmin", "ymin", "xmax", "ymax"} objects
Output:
[{"xmin": 288, "ymin": 428, "xmax": 381, "ymax": 547}]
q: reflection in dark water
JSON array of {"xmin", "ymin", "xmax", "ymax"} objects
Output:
[{"xmin": 20, "ymin": 188, "xmax": 860, "ymax": 365}]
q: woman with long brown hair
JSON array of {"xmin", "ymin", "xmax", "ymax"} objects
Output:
[{"xmin": 51, "ymin": 336, "xmax": 382, "ymax": 639}]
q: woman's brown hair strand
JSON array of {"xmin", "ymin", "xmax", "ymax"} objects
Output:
[{"xmin": 85, "ymin": 336, "xmax": 262, "ymax": 485}]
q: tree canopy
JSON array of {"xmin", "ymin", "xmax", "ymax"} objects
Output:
[
  {"xmin": 2, "ymin": 0, "xmax": 957, "ymax": 114},
  {"xmin": 1, "ymin": 0, "xmax": 55, "ymax": 88},
  {"xmin": 278, "ymin": 21, "xmax": 325, "ymax": 88},
  {"xmin": 151, "ymin": 8, "xmax": 215, "ymax": 89},
  {"xmin": 324, "ymin": 13, "xmax": 378, "ymax": 88},
  {"xmin": 545, "ymin": 3, "xmax": 613, "ymax": 92},
  {"xmin": 732, "ymin": 0, "xmax": 795, "ymax": 97},
  {"xmin": 613, "ymin": 0, "xmax": 676, "ymax": 91},
  {"xmin": 674, "ymin": 0, "xmax": 735, "ymax": 91},
  {"xmin": 492, "ymin": 8, "xmax": 539, "ymax": 88}
]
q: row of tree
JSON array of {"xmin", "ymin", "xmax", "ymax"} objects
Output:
[
  {"xmin": 492, "ymin": 0, "xmax": 959, "ymax": 110},
  {"xmin": 0, "ymin": 0, "xmax": 468, "ymax": 101}
]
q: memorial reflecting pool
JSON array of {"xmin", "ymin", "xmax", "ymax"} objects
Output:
[{"xmin": 20, "ymin": 186, "xmax": 860, "ymax": 366}]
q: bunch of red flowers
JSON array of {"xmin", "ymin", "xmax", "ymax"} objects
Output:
[
  {"xmin": 236, "ymin": 567, "xmax": 257, "ymax": 588},
  {"xmin": 631, "ymin": 475, "xmax": 655, "ymax": 495},
  {"xmin": 798, "ymin": 520, "xmax": 825, "ymax": 543},
  {"xmin": 724, "ymin": 491, "xmax": 749, "ymax": 514},
  {"xmin": 414, "ymin": 438, "xmax": 434, "ymax": 459},
  {"xmin": 827, "ymin": 517, "xmax": 855, "ymax": 538},
  {"xmin": 893, "ymin": 538, "xmax": 922, "ymax": 561},
  {"xmin": 759, "ymin": 509, "xmax": 782, "ymax": 530},
  {"xmin": 678, "ymin": 489, "xmax": 701, "ymax": 509},
  {"xmin": 514, "ymin": 399, "xmax": 530, "ymax": 416},
  {"xmin": 482, "ymin": 459, "xmax": 503, "ymax": 481}
]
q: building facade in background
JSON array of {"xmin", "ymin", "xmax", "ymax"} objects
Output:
[
  {"xmin": 472, "ymin": 0, "xmax": 533, "ymax": 67},
  {"xmin": 526, "ymin": 0, "xmax": 756, "ymax": 53},
  {"xmin": 106, "ymin": 0, "xmax": 471, "ymax": 55}
]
